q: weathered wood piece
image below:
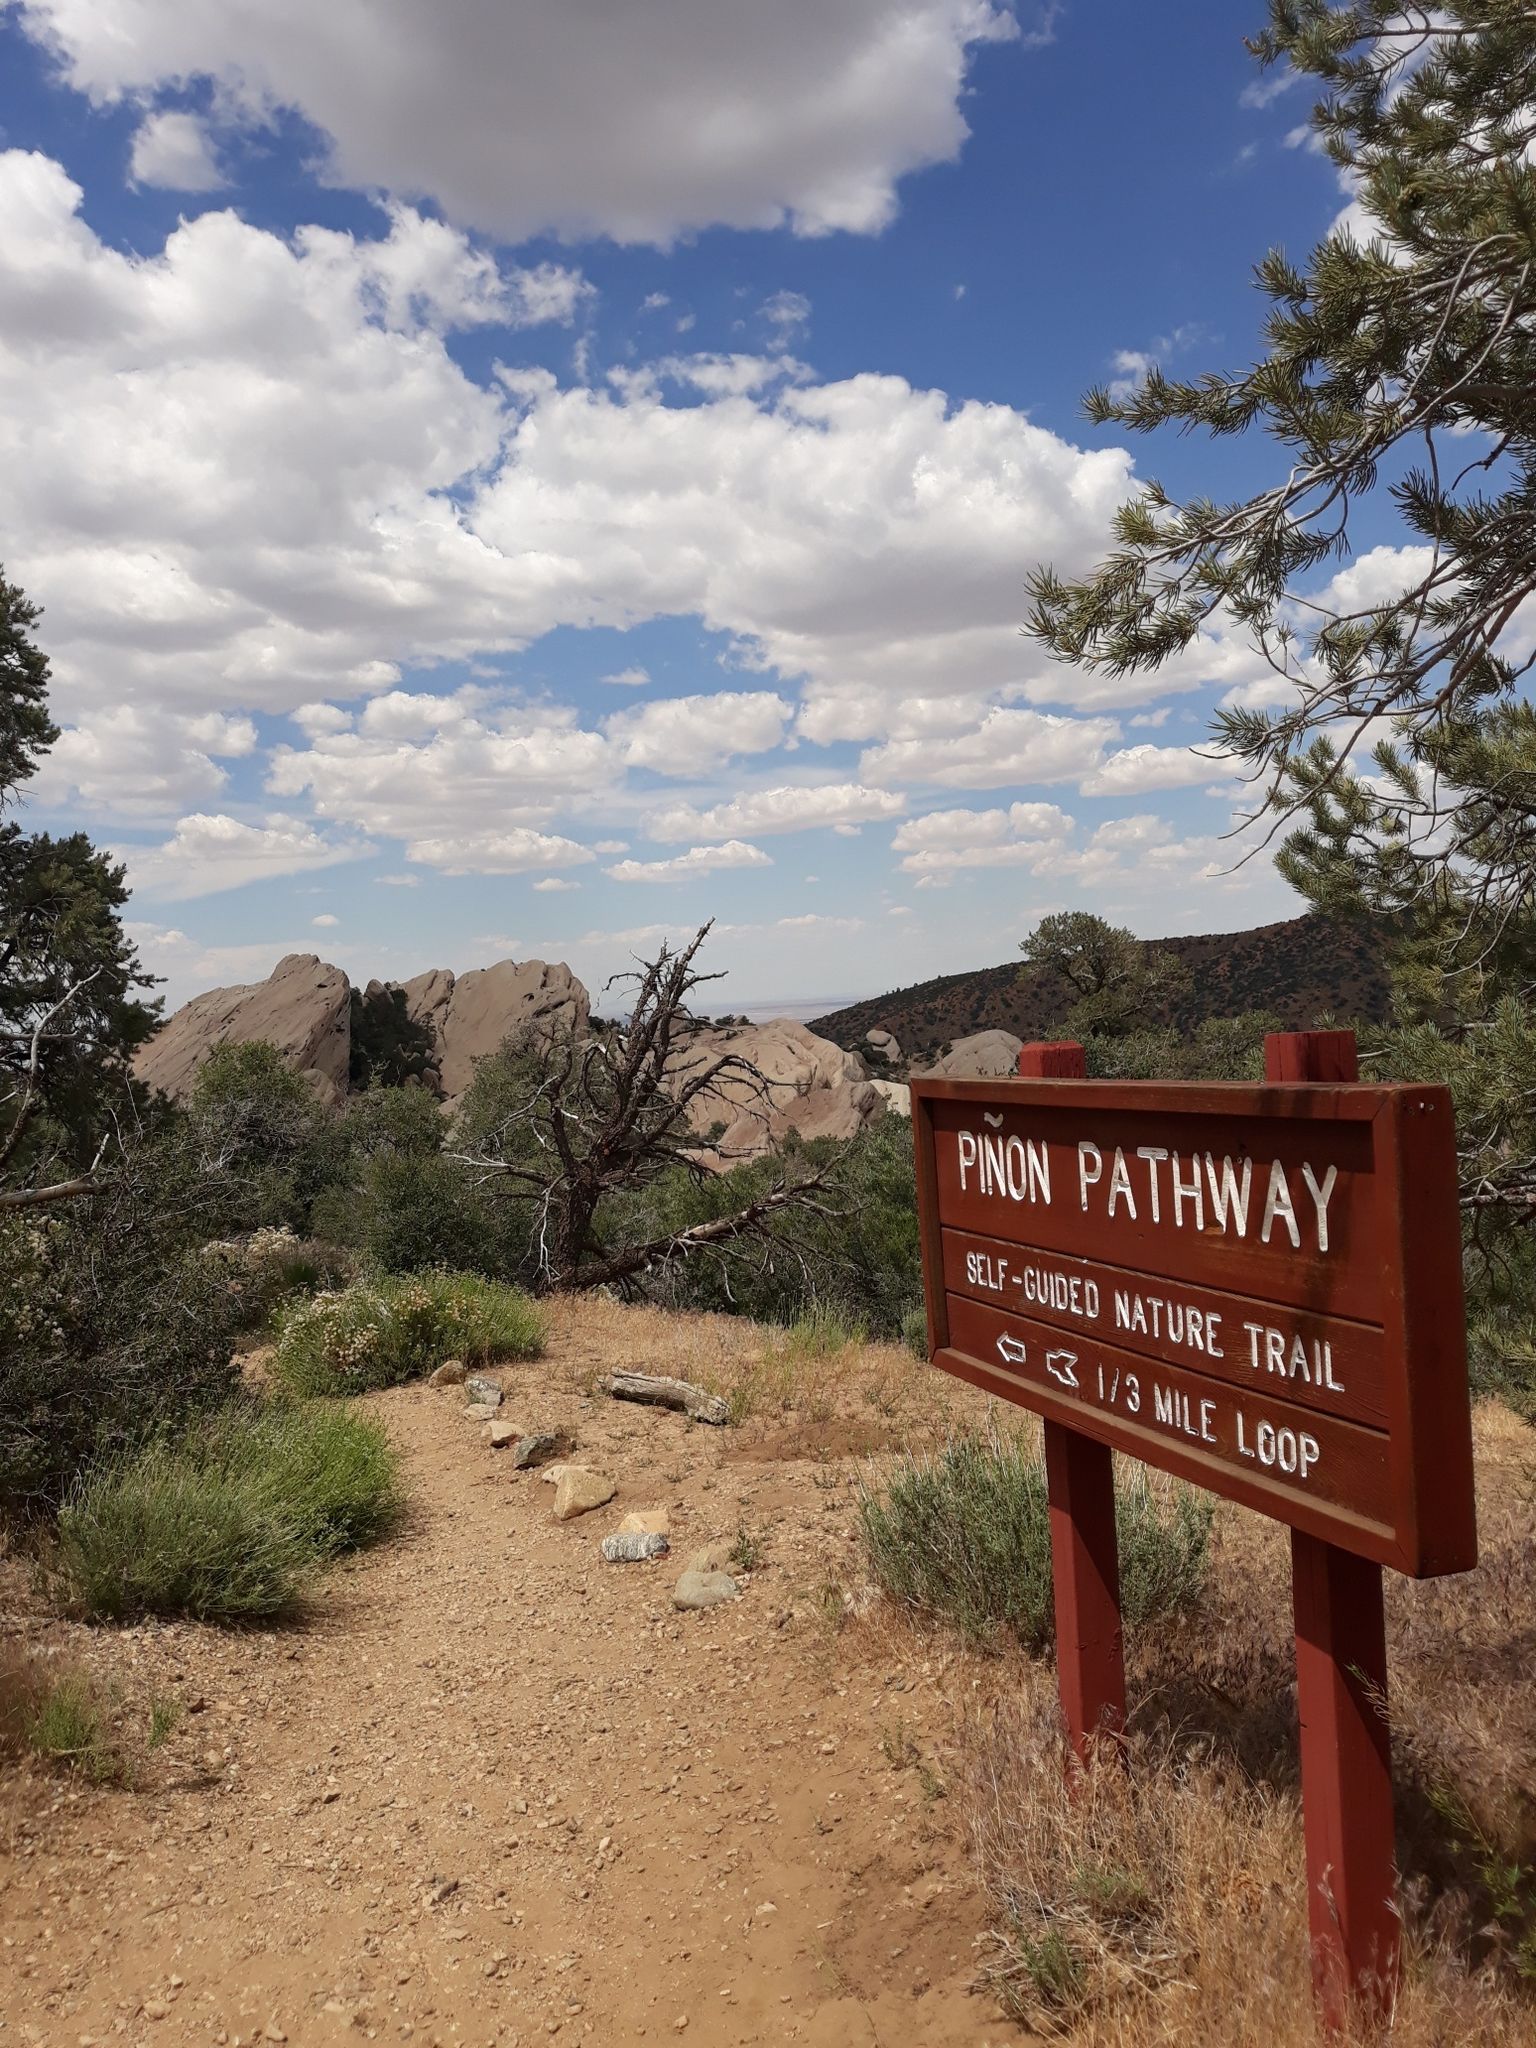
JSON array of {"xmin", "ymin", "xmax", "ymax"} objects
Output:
[{"xmin": 599, "ymin": 1371, "xmax": 730, "ymax": 1426}]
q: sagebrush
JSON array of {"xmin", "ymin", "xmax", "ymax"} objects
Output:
[
  {"xmin": 271, "ymin": 1270, "xmax": 545, "ymax": 1397},
  {"xmin": 56, "ymin": 1398, "xmax": 403, "ymax": 1622},
  {"xmin": 859, "ymin": 1426, "xmax": 1212, "ymax": 1649}
]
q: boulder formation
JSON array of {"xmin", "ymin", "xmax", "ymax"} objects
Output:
[
  {"xmin": 132, "ymin": 952, "xmax": 882, "ymax": 1167},
  {"xmin": 675, "ymin": 1019, "xmax": 888, "ymax": 1163},
  {"xmin": 914, "ymin": 1028, "xmax": 1024, "ymax": 1080},
  {"xmin": 394, "ymin": 960, "xmax": 589, "ymax": 1105},
  {"xmin": 132, "ymin": 953, "xmax": 352, "ymax": 1108},
  {"xmin": 870, "ymin": 1079, "xmax": 912, "ymax": 1117},
  {"xmin": 134, "ymin": 952, "xmax": 587, "ymax": 1110}
]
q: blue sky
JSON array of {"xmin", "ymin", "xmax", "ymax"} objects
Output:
[{"xmin": 0, "ymin": 1, "xmax": 1380, "ymax": 1011}]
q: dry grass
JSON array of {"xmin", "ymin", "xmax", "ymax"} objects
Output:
[
  {"xmin": 544, "ymin": 1291, "xmax": 958, "ymax": 1446},
  {"xmin": 0, "ymin": 1648, "xmax": 126, "ymax": 1784},
  {"xmin": 956, "ymin": 1403, "xmax": 1536, "ymax": 2043},
  {"xmin": 963, "ymin": 1679, "xmax": 1534, "ymax": 2045}
]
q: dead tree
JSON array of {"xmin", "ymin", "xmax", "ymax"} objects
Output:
[{"xmin": 452, "ymin": 923, "xmax": 834, "ymax": 1290}]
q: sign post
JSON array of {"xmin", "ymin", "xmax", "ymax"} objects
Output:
[
  {"xmin": 1268, "ymin": 1031, "xmax": 1397, "ymax": 2029},
  {"xmin": 909, "ymin": 1035, "xmax": 1477, "ymax": 2030},
  {"xmin": 1018, "ymin": 1041, "xmax": 1127, "ymax": 1762}
]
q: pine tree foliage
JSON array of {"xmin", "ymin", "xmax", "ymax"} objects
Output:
[
  {"xmin": 1019, "ymin": 912, "xmax": 1193, "ymax": 1039},
  {"xmin": 1028, "ymin": 2, "xmax": 1536, "ymax": 839},
  {"xmin": 1025, "ymin": 5, "xmax": 1536, "ymax": 1401},
  {"xmin": 0, "ymin": 573, "xmax": 159, "ymax": 1202}
]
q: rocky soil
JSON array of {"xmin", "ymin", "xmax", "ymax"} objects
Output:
[{"xmin": 0, "ymin": 1300, "xmax": 1005, "ymax": 2048}]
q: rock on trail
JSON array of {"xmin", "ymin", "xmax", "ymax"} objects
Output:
[
  {"xmin": 553, "ymin": 1468, "xmax": 618, "ymax": 1520},
  {"xmin": 673, "ymin": 1568, "xmax": 741, "ymax": 1610}
]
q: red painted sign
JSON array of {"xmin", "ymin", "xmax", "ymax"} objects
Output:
[{"xmin": 911, "ymin": 1076, "xmax": 1476, "ymax": 1579}]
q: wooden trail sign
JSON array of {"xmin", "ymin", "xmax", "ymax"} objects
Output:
[
  {"xmin": 911, "ymin": 1069, "xmax": 1474, "ymax": 1577},
  {"xmin": 910, "ymin": 1032, "xmax": 1479, "ymax": 2030}
]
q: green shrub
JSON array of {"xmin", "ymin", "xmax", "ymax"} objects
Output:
[
  {"xmin": 200, "ymin": 1400, "xmax": 403, "ymax": 1555},
  {"xmin": 634, "ymin": 1118, "xmax": 925, "ymax": 1339},
  {"xmin": 188, "ymin": 1040, "xmax": 327, "ymax": 1232},
  {"xmin": 0, "ymin": 1206, "xmax": 247, "ymax": 1517},
  {"xmin": 56, "ymin": 1399, "xmax": 403, "ymax": 1622},
  {"xmin": 196, "ymin": 1226, "xmax": 356, "ymax": 1332},
  {"xmin": 313, "ymin": 1152, "xmax": 508, "ymax": 1279},
  {"xmin": 271, "ymin": 1270, "xmax": 545, "ymax": 1397},
  {"xmin": 21, "ymin": 1668, "xmax": 123, "ymax": 1782},
  {"xmin": 859, "ymin": 1428, "xmax": 1212, "ymax": 1650},
  {"xmin": 777, "ymin": 1308, "xmax": 869, "ymax": 1360},
  {"xmin": 58, "ymin": 1440, "xmax": 313, "ymax": 1621}
]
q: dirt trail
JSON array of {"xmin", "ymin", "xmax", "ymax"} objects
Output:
[{"xmin": 1, "ymin": 1302, "xmax": 1007, "ymax": 2047}]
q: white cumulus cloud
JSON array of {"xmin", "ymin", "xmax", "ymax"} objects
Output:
[
  {"xmin": 404, "ymin": 827, "xmax": 596, "ymax": 877},
  {"xmin": 1079, "ymin": 743, "xmax": 1226, "ymax": 797},
  {"xmin": 17, "ymin": 0, "xmax": 1025, "ymax": 245},
  {"xmin": 861, "ymin": 708, "xmax": 1119, "ymax": 791},
  {"xmin": 646, "ymin": 783, "xmax": 905, "ymax": 841},
  {"xmin": 606, "ymin": 692, "xmax": 791, "ymax": 775},
  {"xmin": 120, "ymin": 813, "xmax": 372, "ymax": 900},
  {"xmin": 128, "ymin": 110, "xmax": 225, "ymax": 192},
  {"xmin": 606, "ymin": 841, "xmax": 773, "ymax": 884}
]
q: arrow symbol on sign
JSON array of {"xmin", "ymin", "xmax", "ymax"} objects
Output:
[
  {"xmin": 1045, "ymin": 1349, "xmax": 1080, "ymax": 1389},
  {"xmin": 995, "ymin": 1333, "xmax": 1027, "ymax": 1366}
]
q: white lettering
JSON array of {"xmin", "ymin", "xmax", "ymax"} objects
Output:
[
  {"xmin": 1136, "ymin": 1146, "xmax": 1168, "ymax": 1223},
  {"xmin": 1004, "ymin": 1135, "xmax": 1029, "ymax": 1202},
  {"xmin": 1260, "ymin": 1160, "xmax": 1300, "ymax": 1248},
  {"xmin": 957, "ymin": 1131, "xmax": 977, "ymax": 1190},
  {"xmin": 1106, "ymin": 1146, "xmax": 1137, "ymax": 1220},
  {"xmin": 1301, "ymin": 1162, "xmax": 1339, "ymax": 1252},
  {"xmin": 1027, "ymin": 1140, "xmax": 1051, "ymax": 1205},
  {"xmin": 1077, "ymin": 1142, "xmax": 1103, "ymax": 1212},
  {"xmin": 1204, "ymin": 1151, "xmax": 1253, "ymax": 1235},
  {"xmin": 1171, "ymin": 1151, "xmax": 1205, "ymax": 1231},
  {"xmin": 982, "ymin": 1132, "xmax": 1006, "ymax": 1197}
]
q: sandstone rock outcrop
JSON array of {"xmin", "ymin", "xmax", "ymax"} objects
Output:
[
  {"xmin": 132, "ymin": 953, "xmax": 352, "ymax": 1107},
  {"xmin": 870, "ymin": 1079, "xmax": 911, "ymax": 1117},
  {"xmin": 914, "ymin": 1028, "xmax": 1024, "ymax": 1080},
  {"xmin": 395, "ymin": 959, "xmax": 589, "ymax": 1104},
  {"xmin": 132, "ymin": 951, "xmax": 871, "ymax": 1167},
  {"xmin": 135, "ymin": 953, "xmax": 590, "ymax": 1112},
  {"xmin": 676, "ymin": 1019, "xmax": 888, "ymax": 1163}
]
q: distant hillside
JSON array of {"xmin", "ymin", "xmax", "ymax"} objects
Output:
[{"xmin": 811, "ymin": 913, "xmax": 1393, "ymax": 1061}]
